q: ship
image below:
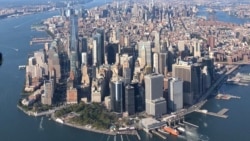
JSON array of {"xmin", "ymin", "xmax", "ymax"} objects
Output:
[
  {"xmin": 236, "ymin": 73, "xmax": 250, "ymax": 82},
  {"xmin": 163, "ymin": 126, "xmax": 179, "ymax": 136}
]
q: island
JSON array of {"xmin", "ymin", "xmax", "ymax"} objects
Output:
[{"xmin": 17, "ymin": 0, "xmax": 250, "ymax": 139}]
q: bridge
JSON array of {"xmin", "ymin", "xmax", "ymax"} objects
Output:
[{"xmin": 215, "ymin": 61, "xmax": 250, "ymax": 65}]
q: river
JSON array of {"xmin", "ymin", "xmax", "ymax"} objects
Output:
[{"xmin": 0, "ymin": 2, "xmax": 250, "ymax": 141}]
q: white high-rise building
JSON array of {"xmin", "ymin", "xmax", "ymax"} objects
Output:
[
  {"xmin": 153, "ymin": 53, "xmax": 159, "ymax": 73},
  {"xmin": 81, "ymin": 52, "xmax": 87, "ymax": 65},
  {"xmin": 92, "ymin": 39, "xmax": 97, "ymax": 65}
]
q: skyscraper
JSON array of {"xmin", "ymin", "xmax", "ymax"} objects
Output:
[
  {"xmin": 153, "ymin": 53, "xmax": 159, "ymax": 73},
  {"xmin": 138, "ymin": 41, "xmax": 152, "ymax": 67},
  {"xmin": 168, "ymin": 78, "xmax": 183, "ymax": 112},
  {"xmin": 110, "ymin": 80, "xmax": 124, "ymax": 113},
  {"xmin": 125, "ymin": 85, "xmax": 135, "ymax": 115},
  {"xmin": 145, "ymin": 73, "xmax": 166, "ymax": 117},
  {"xmin": 158, "ymin": 52, "xmax": 168, "ymax": 75},
  {"xmin": 41, "ymin": 79, "xmax": 54, "ymax": 105},
  {"xmin": 172, "ymin": 61, "xmax": 203, "ymax": 105}
]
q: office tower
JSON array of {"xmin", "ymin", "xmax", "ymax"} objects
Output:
[
  {"xmin": 92, "ymin": 39, "xmax": 97, "ymax": 66},
  {"xmin": 153, "ymin": 53, "xmax": 159, "ymax": 73},
  {"xmin": 91, "ymin": 79, "xmax": 102, "ymax": 103},
  {"xmin": 139, "ymin": 45, "xmax": 146, "ymax": 68},
  {"xmin": 178, "ymin": 40, "xmax": 185, "ymax": 52},
  {"xmin": 202, "ymin": 57, "xmax": 214, "ymax": 82},
  {"xmin": 207, "ymin": 36, "xmax": 215, "ymax": 50},
  {"xmin": 66, "ymin": 87, "xmax": 78, "ymax": 104},
  {"xmin": 202, "ymin": 66, "xmax": 211, "ymax": 92},
  {"xmin": 145, "ymin": 73, "xmax": 166, "ymax": 117},
  {"xmin": 96, "ymin": 28, "xmax": 105, "ymax": 65},
  {"xmin": 79, "ymin": 36, "xmax": 87, "ymax": 53},
  {"xmin": 138, "ymin": 41, "xmax": 152, "ymax": 67},
  {"xmin": 41, "ymin": 79, "xmax": 54, "ymax": 105},
  {"xmin": 125, "ymin": 85, "xmax": 135, "ymax": 115},
  {"xmin": 48, "ymin": 49, "xmax": 61, "ymax": 83},
  {"xmin": 145, "ymin": 74, "xmax": 164, "ymax": 100},
  {"xmin": 93, "ymin": 33, "xmax": 103, "ymax": 67},
  {"xmin": 192, "ymin": 63, "xmax": 203, "ymax": 100},
  {"xmin": 172, "ymin": 62, "xmax": 192, "ymax": 105},
  {"xmin": 70, "ymin": 16, "xmax": 78, "ymax": 52},
  {"xmin": 194, "ymin": 41, "xmax": 201, "ymax": 57},
  {"xmin": 70, "ymin": 51, "xmax": 79, "ymax": 81},
  {"xmin": 110, "ymin": 80, "xmax": 124, "ymax": 113},
  {"xmin": 81, "ymin": 65, "xmax": 89, "ymax": 86},
  {"xmin": 152, "ymin": 31, "xmax": 160, "ymax": 53},
  {"xmin": 172, "ymin": 61, "xmax": 203, "ymax": 105},
  {"xmin": 159, "ymin": 52, "xmax": 168, "ymax": 75},
  {"xmin": 81, "ymin": 52, "xmax": 87, "ymax": 65},
  {"xmin": 34, "ymin": 50, "xmax": 45, "ymax": 67},
  {"xmin": 123, "ymin": 60, "xmax": 131, "ymax": 85},
  {"xmin": 168, "ymin": 78, "xmax": 183, "ymax": 112},
  {"xmin": 130, "ymin": 81, "xmax": 144, "ymax": 112}
]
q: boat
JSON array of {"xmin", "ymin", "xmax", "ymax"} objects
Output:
[
  {"xmin": 55, "ymin": 118, "xmax": 64, "ymax": 124},
  {"xmin": 236, "ymin": 73, "xmax": 250, "ymax": 82},
  {"xmin": 177, "ymin": 127, "xmax": 185, "ymax": 133},
  {"xmin": 163, "ymin": 126, "xmax": 179, "ymax": 136},
  {"xmin": 18, "ymin": 65, "xmax": 26, "ymax": 70}
]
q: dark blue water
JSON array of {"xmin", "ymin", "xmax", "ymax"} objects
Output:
[{"xmin": 1, "ymin": 3, "xmax": 250, "ymax": 141}]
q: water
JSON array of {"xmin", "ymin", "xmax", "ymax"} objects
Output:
[
  {"xmin": 196, "ymin": 6, "xmax": 250, "ymax": 24},
  {"xmin": 1, "ymin": 3, "xmax": 250, "ymax": 141}
]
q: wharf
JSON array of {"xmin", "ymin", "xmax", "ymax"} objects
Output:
[
  {"xmin": 196, "ymin": 108, "xmax": 229, "ymax": 118},
  {"xmin": 30, "ymin": 37, "xmax": 53, "ymax": 45}
]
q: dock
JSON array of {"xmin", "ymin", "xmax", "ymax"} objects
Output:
[
  {"xmin": 196, "ymin": 108, "xmax": 229, "ymax": 118},
  {"xmin": 151, "ymin": 130, "xmax": 166, "ymax": 139},
  {"xmin": 217, "ymin": 108, "xmax": 229, "ymax": 115},
  {"xmin": 183, "ymin": 121, "xmax": 199, "ymax": 128},
  {"xmin": 30, "ymin": 37, "xmax": 53, "ymax": 45}
]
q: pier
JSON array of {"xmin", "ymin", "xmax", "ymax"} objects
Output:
[
  {"xmin": 195, "ymin": 108, "xmax": 229, "ymax": 118},
  {"xmin": 151, "ymin": 130, "xmax": 166, "ymax": 139},
  {"xmin": 30, "ymin": 37, "xmax": 53, "ymax": 45}
]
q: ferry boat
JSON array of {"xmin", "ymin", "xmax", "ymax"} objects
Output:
[{"xmin": 163, "ymin": 126, "xmax": 179, "ymax": 136}]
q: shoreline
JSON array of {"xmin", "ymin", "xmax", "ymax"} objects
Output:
[
  {"xmin": 51, "ymin": 113, "xmax": 117, "ymax": 136},
  {"xmin": 17, "ymin": 65, "xmax": 242, "ymax": 136}
]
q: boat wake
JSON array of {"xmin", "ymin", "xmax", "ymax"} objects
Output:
[
  {"xmin": 39, "ymin": 117, "xmax": 44, "ymax": 130},
  {"xmin": 106, "ymin": 135, "xmax": 110, "ymax": 141}
]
